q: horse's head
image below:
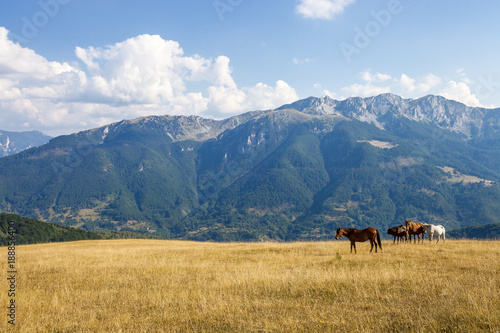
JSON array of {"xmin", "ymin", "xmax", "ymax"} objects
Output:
[
  {"xmin": 404, "ymin": 219, "xmax": 412, "ymax": 227},
  {"xmin": 335, "ymin": 228, "xmax": 344, "ymax": 240}
]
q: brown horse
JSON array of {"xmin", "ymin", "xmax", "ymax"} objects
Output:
[
  {"xmin": 335, "ymin": 228, "xmax": 382, "ymax": 254},
  {"xmin": 387, "ymin": 225, "xmax": 408, "ymax": 243},
  {"xmin": 404, "ymin": 220, "xmax": 426, "ymax": 243}
]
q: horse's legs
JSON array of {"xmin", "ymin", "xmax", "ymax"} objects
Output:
[
  {"xmin": 351, "ymin": 242, "xmax": 355, "ymax": 254},
  {"xmin": 443, "ymin": 232, "xmax": 445, "ymax": 244}
]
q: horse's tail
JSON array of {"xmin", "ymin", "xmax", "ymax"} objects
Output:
[{"xmin": 376, "ymin": 229, "xmax": 382, "ymax": 251}]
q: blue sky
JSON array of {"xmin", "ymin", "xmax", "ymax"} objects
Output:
[{"xmin": 0, "ymin": 0, "xmax": 499, "ymax": 135}]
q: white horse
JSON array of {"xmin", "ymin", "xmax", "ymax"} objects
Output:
[{"xmin": 421, "ymin": 223, "xmax": 445, "ymax": 244}]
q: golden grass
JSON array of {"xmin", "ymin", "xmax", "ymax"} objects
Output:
[{"xmin": 1, "ymin": 239, "xmax": 499, "ymax": 332}]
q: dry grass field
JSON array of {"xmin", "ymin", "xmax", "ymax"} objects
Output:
[{"xmin": 1, "ymin": 239, "xmax": 499, "ymax": 332}]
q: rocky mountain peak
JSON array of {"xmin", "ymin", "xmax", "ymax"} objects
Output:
[
  {"xmin": 0, "ymin": 130, "xmax": 52, "ymax": 157},
  {"xmin": 279, "ymin": 94, "xmax": 498, "ymax": 139}
]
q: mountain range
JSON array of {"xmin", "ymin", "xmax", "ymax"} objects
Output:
[
  {"xmin": 1, "ymin": 93, "xmax": 499, "ymax": 241},
  {"xmin": 0, "ymin": 130, "xmax": 52, "ymax": 157}
]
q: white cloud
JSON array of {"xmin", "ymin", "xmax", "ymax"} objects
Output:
[
  {"xmin": 74, "ymin": 34, "xmax": 212, "ymax": 107},
  {"xmin": 399, "ymin": 74, "xmax": 416, "ymax": 92},
  {"xmin": 341, "ymin": 70, "xmax": 391, "ymax": 97},
  {"xmin": 207, "ymin": 85, "xmax": 247, "ymax": 114},
  {"xmin": 313, "ymin": 83, "xmax": 337, "ymax": 99},
  {"xmin": 398, "ymin": 73, "xmax": 441, "ymax": 95},
  {"xmin": 342, "ymin": 82, "xmax": 391, "ymax": 97},
  {"xmin": 0, "ymin": 27, "xmax": 76, "ymax": 80},
  {"xmin": 296, "ymin": 0, "xmax": 356, "ymax": 20},
  {"xmin": 361, "ymin": 70, "xmax": 391, "ymax": 83},
  {"xmin": 207, "ymin": 80, "xmax": 298, "ymax": 114},
  {"xmin": 338, "ymin": 69, "xmax": 486, "ymax": 108},
  {"xmin": 440, "ymin": 80, "xmax": 482, "ymax": 107},
  {"xmin": 0, "ymin": 28, "xmax": 299, "ymax": 135},
  {"xmin": 454, "ymin": 68, "xmax": 472, "ymax": 85},
  {"xmin": 323, "ymin": 89, "xmax": 337, "ymax": 99},
  {"xmin": 423, "ymin": 73, "xmax": 442, "ymax": 89},
  {"xmin": 245, "ymin": 80, "xmax": 299, "ymax": 111},
  {"xmin": 0, "ymin": 27, "xmax": 88, "ymax": 133}
]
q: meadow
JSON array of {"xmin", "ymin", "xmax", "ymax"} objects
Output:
[{"xmin": 1, "ymin": 239, "xmax": 499, "ymax": 332}]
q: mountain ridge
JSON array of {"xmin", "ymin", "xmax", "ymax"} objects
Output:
[
  {"xmin": 1, "ymin": 94, "xmax": 499, "ymax": 241},
  {"xmin": 279, "ymin": 93, "xmax": 499, "ymax": 140},
  {"xmin": 0, "ymin": 130, "xmax": 52, "ymax": 157}
]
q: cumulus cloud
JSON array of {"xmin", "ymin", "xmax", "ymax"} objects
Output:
[
  {"xmin": 296, "ymin": 0, "xmax": 356, "ymax": 20},
  {"xmin": 0, "ymin": 27, "xmax": 77, "ymax": 81},
  {"xmin": 0, "ymin": 27, "xmax": 88, "ymax": 132},
  {"xmin": 74, "ymin": 34, "xmax": 214, "ymax": 111},
  {"xmin": 245, "ymin": 80, "xmax": 298, "ymax": 111},
  {"xmin": 398, "ymin": 73, "xmax": 441, "ymax": 95},
  {"xmin": 0, "ymin": 28, "xmax": 298, "ymax": 135},
  {"xmin": 440, "ymin": 80, "xmax": 482, "ymax": 107}
]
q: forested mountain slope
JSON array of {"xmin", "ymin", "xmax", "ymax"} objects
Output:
[{"xmin": 1, "ymin": 94, "xmax": 499, "ymax": 240}]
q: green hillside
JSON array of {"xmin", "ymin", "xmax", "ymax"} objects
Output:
[
  {"xmin": 448, "ymin": 223, "xmax": 500, "ymax": 239},
  {"xmin": 1, "ymin": 97, "xmax": 500, "ymax": 241},
  {"xmin": 0, "ymin": 214, "xmax": 163, "ymax": 245},
  {"xmin": 183, "ymin": 118, "xmax": 500, "ymax": 241},
  {"xmin": 0, "ymin": 213, "xmax": 102, "ymax": 245}
]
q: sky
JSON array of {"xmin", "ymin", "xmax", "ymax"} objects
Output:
[{"xmin": 0, "ymin": 0, "xmax": 499, "ymax": 136}]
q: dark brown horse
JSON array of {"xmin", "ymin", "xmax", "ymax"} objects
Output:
[
  {"xmin": 335, "ymin": 228, "xmax": 382, "ymax": 254},
  {"xmin": 404, "ymin": 220, "xmax": 426, "ymax": 243},
  {"xmin": 387, "ymin": 225, "xmax": 408, "ymax": 243}
]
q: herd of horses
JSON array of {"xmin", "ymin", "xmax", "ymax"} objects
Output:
[{"xmin": 335, "ymin": 220, "xmax": 446, "ymax": 254}]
